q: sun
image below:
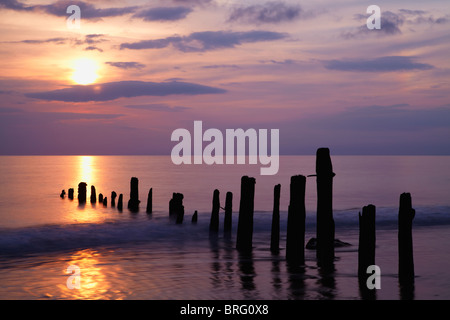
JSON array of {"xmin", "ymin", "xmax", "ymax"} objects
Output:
[{"xmin": 71, "ymin": 58, "xmax": 99, "ymax": 85}]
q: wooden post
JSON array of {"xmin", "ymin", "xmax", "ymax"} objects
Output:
[
  {"xmin": 192, "ymin": 210, "xmax": 198, "ymax": 224},
  {"xmin": 102, "ymin": 197, "xmax": 107, "ymax": 207},
  {"xmin": 146, "ymin": 188, "xmax": 152, "ymax": 214},
  {"xmin": 210, "ymin": 189, "xmax": 220, "ymax": 232},
  {"xmin": 236, "ymin": 176, "xmax": 256, "ymax": 253},
  {"xmin": 286, "ymin": 175, "xmax": 306, "ymax": 264},
  {"xmin": 358, "ymin": 204, "xmax": 376, "ymax": 279},
  {"xmin": 78, "ymin": 182, "xmax": 87, "ymax": 203},
  {"xmin": 398, "ymin": 192, "xmax": 415, "ymax": 286},
  {"xmin": 128, "ymin": 177, "xmax": 140, "ymax": 212},
  {"xmin": 90, "ymin": 186, "xmax": 97, "ymax": 204},
  {"xmin": 68, "ymin": 188, "xmax": 74, "ymax": 200},
  {"xmin": 224, "ymin": 192, "xmax": 233, "ymax": 233},
  {"xmin": 315, "ymin": 148, "xmax": 335, "ymax": 269},
  {"xmin": 117, "ymin": 194, "xmax": 123, "ymax": 211},
  {"xmin": 175, "ymin": 193, "xmax": 185, "ymax": 224},
  {"xmin": 111, "ymin": 191, "xmax": 117, "ymax": 207},
  {"xmin": 98, "ymin": 193, "xmax": 104, "ymax": 204},
  {"xmin": 270, "ymin": 184, "xmax": 281, "ymax": 254},
  {"xmin": 60, "ymin": 190, "xmax": 66, "ymax": 198}
]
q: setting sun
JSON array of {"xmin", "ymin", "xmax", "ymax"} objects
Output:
[{"xmin": 71, "ymin": 58, "xmax": 99, "ymax": 85}]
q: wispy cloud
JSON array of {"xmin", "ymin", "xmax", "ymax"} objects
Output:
[
  {"xmin": 133, "ymin": 6, "xmax": 193, "ymax": 22},
  {"xmin": 228, "ymin": 1, "xmax": 304, "ymax": 24},
  {"xmin": 323, "ymin": 56, "xmax": 434, "ymax": 72},
  {"xmin": 26, "ymin": 80, "xmax": 226, "ymax": 102},
  {"xmin": 0, "ymin": 0, "xmax": 138, "ymax": 20},
  {"xmin": 124, "ymin": 104, "xmax": 189, "ymax": 112},
  {"xmin": 105, "ymin": 61, "xmax": 146, "ymax": 69},
  {"xmin": 344, "ymin": 9, "xmax": 450, "ymax": 39},
  {"xmin": 120, "ymin": 30, "xmax": 288, "ymax": 52}
]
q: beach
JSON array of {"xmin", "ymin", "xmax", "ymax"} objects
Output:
[{"xmin": 0, "ymin": 155, "xmax": 449, "ymax": 300}]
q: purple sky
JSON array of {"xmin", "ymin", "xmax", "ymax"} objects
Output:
[{"xmin": 0, "ymin": 0, "xmax": 449, "ymax": 155}]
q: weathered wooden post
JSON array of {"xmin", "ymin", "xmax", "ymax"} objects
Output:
[
  {"xmin": 270, "ymin": 184, "xmax": 281, "ymax": 254},
  {"xmin": 192, "ymin": 210, "xmax": 198, "ymax": 224},
  {"xmin": 224, "ymin": 192, "xmax": 233, "ymax": 233},
  {"xmin": 60, "ymin": 190, "xmax": 66, "ymax": 198},
  {"xmin": 210, "ymin": 189, "xmax": 220, "ymax": 232},
  {"xmin": 128, "ymin": 177, "xmax": 140, "ymax": 212},
  {"xmin": 315, "ymin": 148, "xmax": 335, "ymax": 269},
  {"xmin": 398, "ymin": 192, "xmax": 415, "ymax": 287},
  {"xmin": 78, "ymin": 182, "xmax": 87, "ymax": 203},
  {"xmin": 102, "ymin": 196, "xmax": 107, "ymax": 207},
  {"xmin": 117, "ymin": 194, "xmax": 123, "ymax": 211},
  {"xmin": 111, "ymin": 191, "xmax": 117, "ymax": 207},
  {"xmin": 175, "ymin": 193, "xmax": 185, "ymax": 224},
  {"xmin": 146, "ymin": 188, "xmax": 152, "ymax": 214},
  {"xmin": 98, "ymin": 193, "xmax": 103, "ymax": 204},
  {"xmin": 236, "ymin": 176, "xmax": 256, "ymax": 253},
  {"xmin": 286, "ymin": 175, "xmax": 306, "ymax": 264},
  {"xmin": 68, "ymin": 188, "xmax": 74, "ymax": 200},
  {"xmin": 358, "ymin": 204, "xmax": 376, "ymax": 280},
  {"xmin": 90, "ymin": 186, "xmax": 97, "ymax": 204}
]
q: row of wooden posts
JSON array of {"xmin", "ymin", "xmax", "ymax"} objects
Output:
[{"xmin": 60, "ymin": 147, "xmax": 416, "ymax": 290}]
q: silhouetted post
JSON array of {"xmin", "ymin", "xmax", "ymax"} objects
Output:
[
  {"xmin": 60, "ymin": 190, "xmax": 66, "ymax": 198},
  {"xmin": 68, "ymin": 188, "xmax": 74, "ymax": 200},
  {"xmin": 236, "ymin": 176, "xmax": 256, "ymax": 253},
  {"xmin": 146, "ymin": 188, "xmax": 152, "ymax": 214},
  {"xmin": 315, "ymin": 148, "xmax": 335, "ymax": 269},
  {"xmin": 90, "ymin": 186, "xmax": 97, "ymax": 204},
  {"xmin": 358, "ymin": 205, "xmax": 376, "ymax": 280},
  {"xmin": 117, "ymin": 194, "xmax": 123, "ymax": 211},
  {"xmin": 103, "ymin": 197, "xmax": 107, "ymax": 207},
  {"xmin": 270, "ymin": 184, "xmax": 281, "ymax": 254},
  {"xmin": 399, "ymin": 193, "xmax": 415, "ymax": 287},
  {"xmin": 98, "ymin": 193, "xmax": 103, "ymax": 204},
  {"xmin": 128, "ymin": 177, "xmax": 140, "ymax": 212},
  {"xmin": 78, "ymin": 182, "xmax": 87, "ymax": 203},
  {"xmin": 111, "ymin": 191, "xmax": 117, "ymax": 207},
  {"xmin": 224, "ymin": 192, "xmax": 233, "ymax": 233},
  {"xmin": 286, "ymin": 175, "xmax": 306, "ymax": 264},
  {"xmin": 192, "ymin": 210, "xmax": 198, "ymax": 224},
  {"xmin": 210, "ymin": 189, "xmax": 220, "ymax": 232},
  {"xmin": 169, "ymin": 193, "xmax": 184, "ymax": 223}
]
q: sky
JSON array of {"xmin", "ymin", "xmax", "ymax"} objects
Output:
[{"xmin": 0, "ymin": 0, "xmax": 449, "ymax": 155}]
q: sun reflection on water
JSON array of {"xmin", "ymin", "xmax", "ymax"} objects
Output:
[
  {"xmin": 58, "ymin": 249, "xmax": 130, "ymax": 300},
  {"xmin": 78, "ymin": 156, "xmax": 94, "ymax": 185}
]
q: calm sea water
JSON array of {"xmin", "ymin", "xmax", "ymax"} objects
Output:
[{"xmin": 0, "ymin": 155, "xmax": 449, "ymax": 300}]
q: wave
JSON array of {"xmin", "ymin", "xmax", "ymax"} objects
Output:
[{"xmin": 0, "ymin": 205, "xmax": 449, "ymax": 257}]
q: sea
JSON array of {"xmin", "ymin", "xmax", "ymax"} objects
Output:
[{"xmin": 0, "ymin": 155, "xmax": 449, "ymax": 300}]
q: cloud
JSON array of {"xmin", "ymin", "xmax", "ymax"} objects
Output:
[
  {"xmin": 26, "ymin": 80, "xmax": 226, "ymax": 102},
  {"xmin": 259, "ymin": 59, "xmax": 297, "ymax": 65},
  {"xmin": 11, "ymin": 34, "xmax": 108, "ymax": 47},
  {"xmin": 120, "ymin": 30, "xmax": 288, "ymax": 52},
  {"xmin": 133, "ymin": 6, "xmax": 193, "ymax": 21},
  {"xmin": 345, "ymin": 9, "xmax": 449, "ymax": 39},
  {"xmin": 304, "ymin": 104, "xmax": 450, "ymax": 131},
  {"xmin": 84, "ymin": 46, "xmax": 103, "ymax": 52},
  {"xmin": 228, "ymin": 1, "xmax": 304, "ymax": 24},
  {"xmin": 105, "ymin": 61, "xmax": 146, "ymax": 69},
  {"xmin": 345, "ymin": 11, "xmax": 403, "ymax": 39},
  {"xmin": 124, "ymin": 104, "xmax": 189, "ymax": 112},
  {"xmin": 0, "ymin": 0, "xmax": 138, "ymax": 20},
  {"xmin": 201, "ymin": 64, "xmax": 241, "ymax": 69},
  {"xmin": 323, "ymin": 56, "xmax": 434, "ymax": 72}
]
